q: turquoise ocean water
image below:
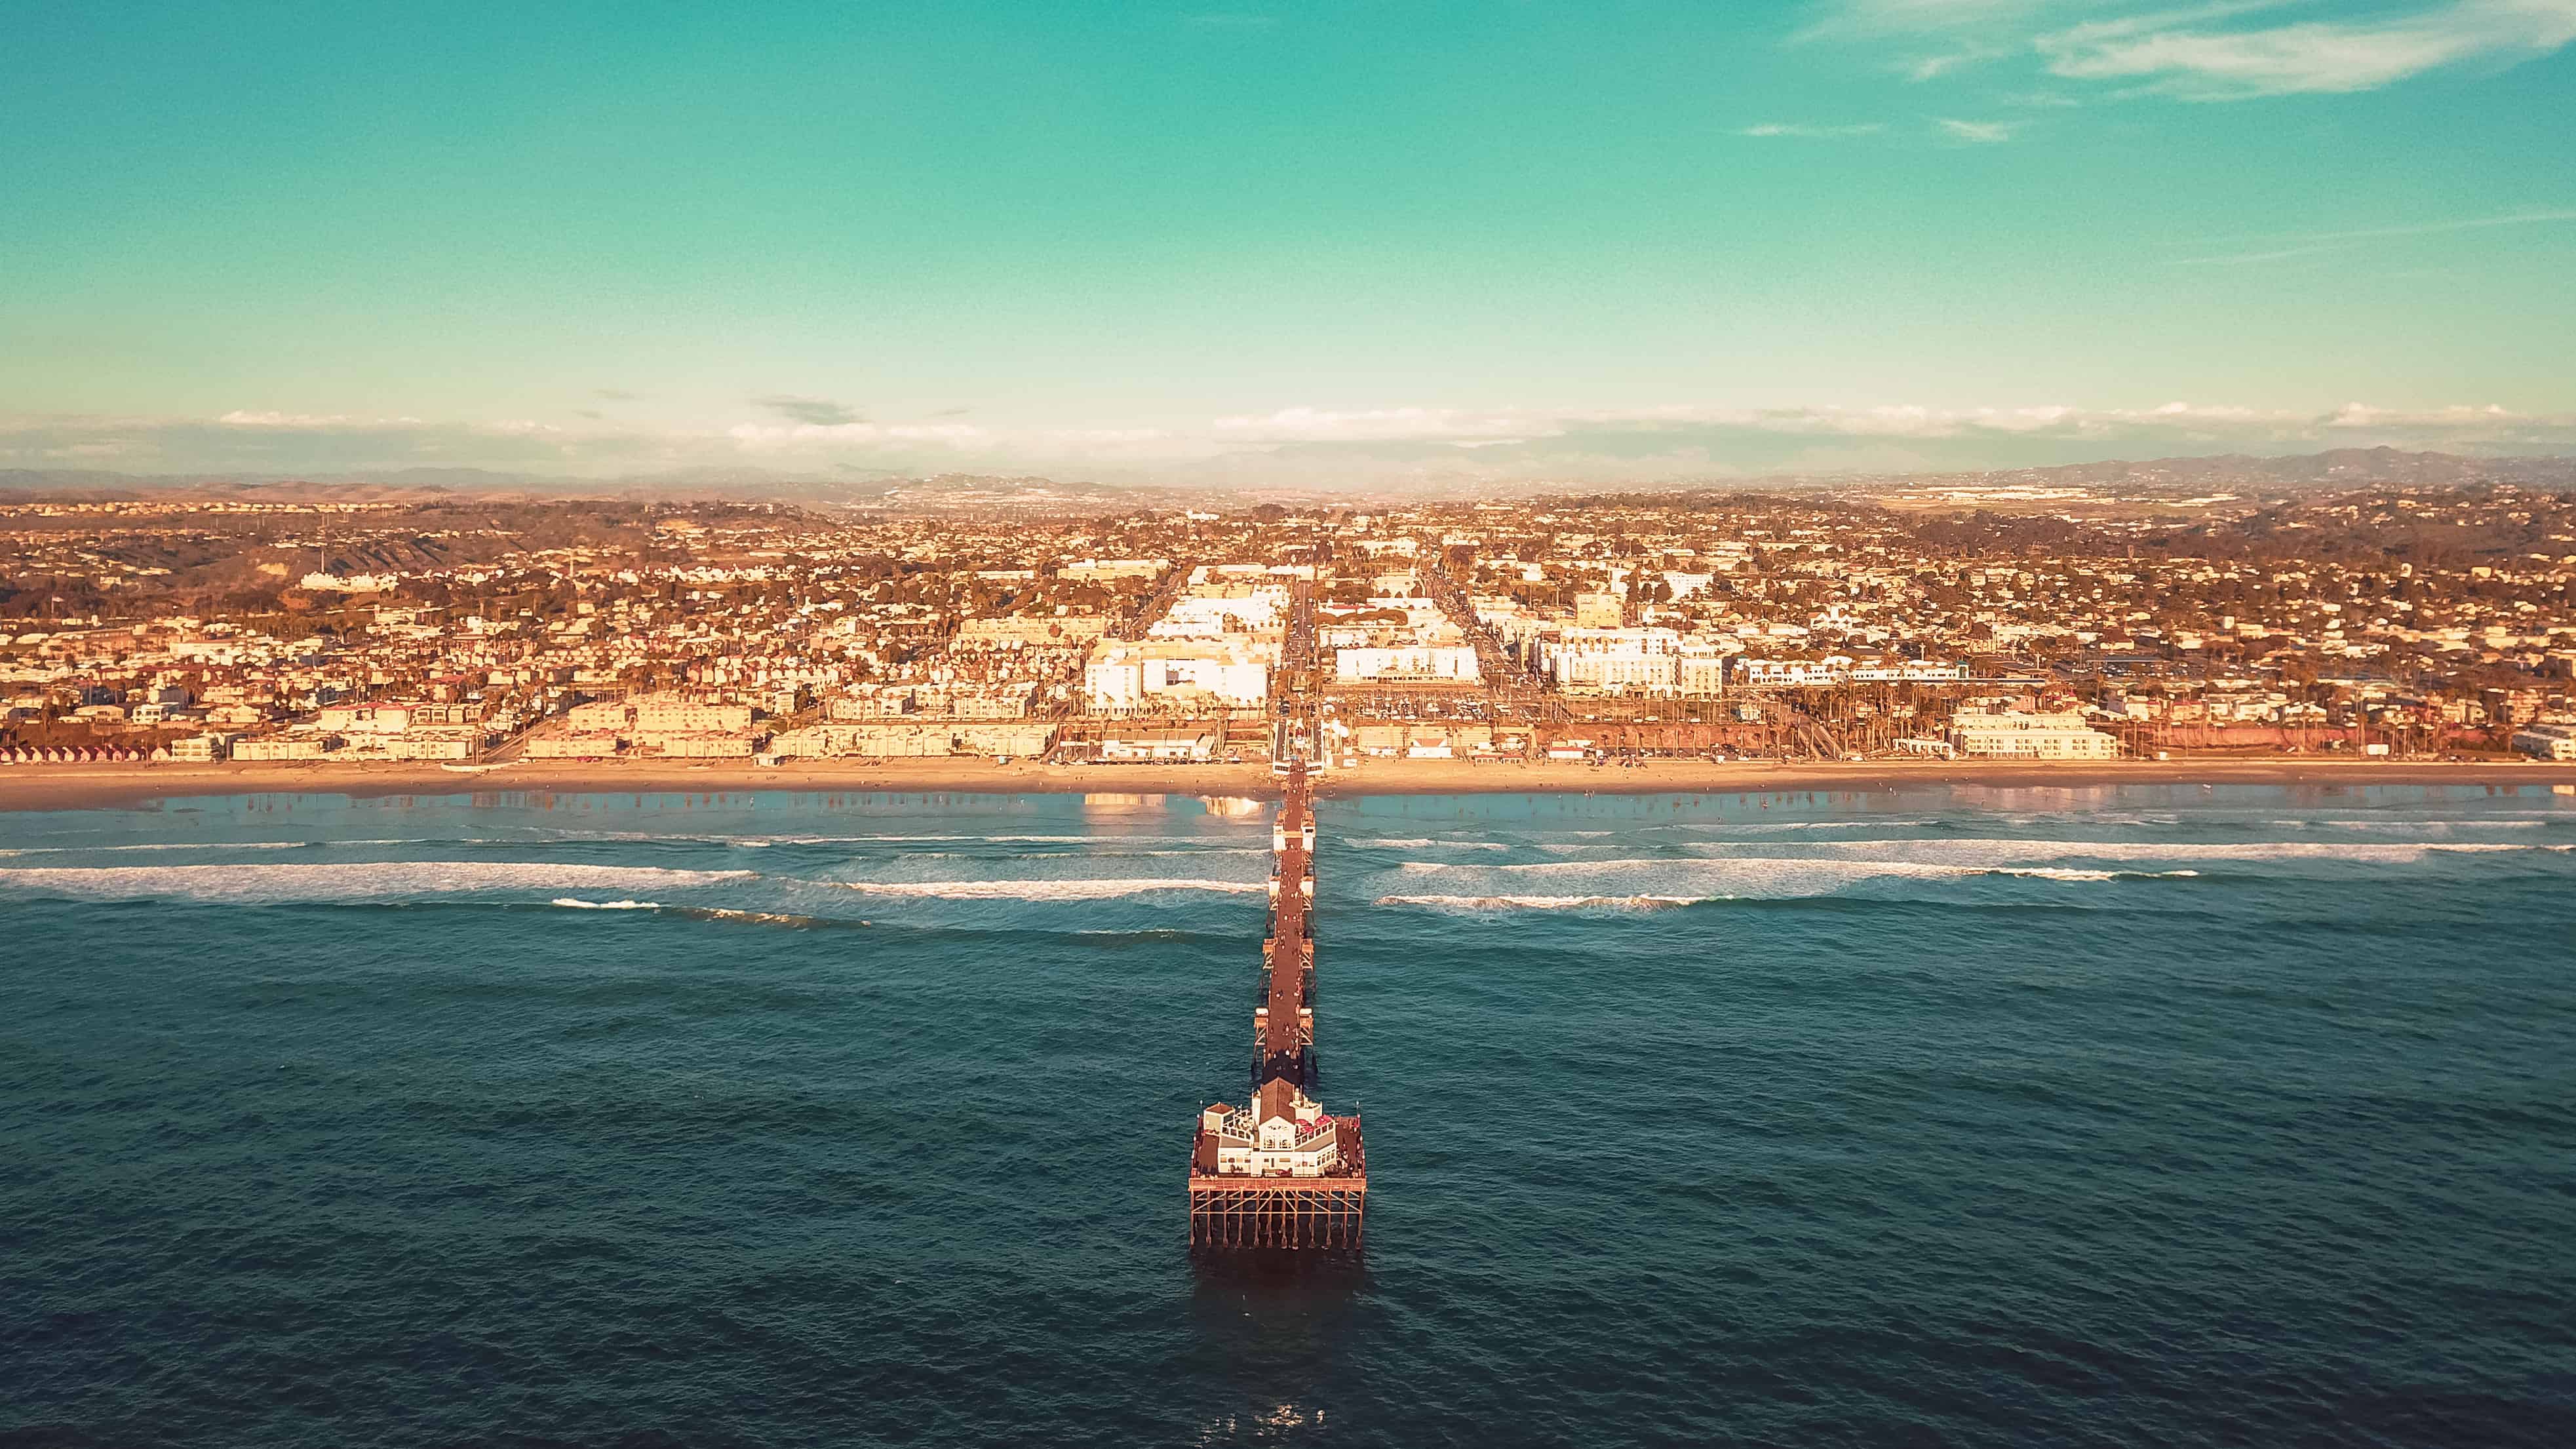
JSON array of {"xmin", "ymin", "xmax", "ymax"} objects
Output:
[{"xmin": 3, "ymin": 784, "xmax": 2572, "ymax": 1446}]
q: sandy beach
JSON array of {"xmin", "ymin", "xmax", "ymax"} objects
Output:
[{"xmin": 3, "ymin": 754, "xmax": 2573, "ymax": 811}]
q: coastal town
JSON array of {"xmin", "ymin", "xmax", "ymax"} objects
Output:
[{"xmin": 5, "ymin": 469, "xmax": 2576, "ymax": 781}]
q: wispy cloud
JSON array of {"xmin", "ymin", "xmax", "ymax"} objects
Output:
[
  {"xmin": 1737, "ymin": 121, "xmax": 1887, "ymax": 138},
  {"xmin": 2038, "ymin": 0, "xmax": 2576, "ymax": 99},
  {"xmin": 751, "ymin": 394, "xmax": 864, "ymax": 427},
  {"xmin": 1903, "ymin": 44, "xmax": 2008, "ymax": 79},
  {"xmin": 2300, "ymin": 206, "xmax": 2576, "ymax": 242},
  {"xmin": 1936, "ymin": 117, "xmax": 2020, "ymax": 141},
  {"xmin": 1800, "ymin": 0, "xmax": 2576, "ymax": 100},
  {"xmin": 2174, "ymin": 208, "xmax": 2576, "ymax": 264},
  {"xmin": 2171, "ymin": 241, "xmax": 2352, "ymax": 266}
]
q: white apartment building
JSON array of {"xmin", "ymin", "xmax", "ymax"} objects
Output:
[
  {"xmin": 169, "ymin": 733, "xmax": 233, "ymax": 763},
  {"xmin": 1678, "ymin": 642, "xmax": 1733, "ymax": 698},
  {"xmin": 633, "ymin": 695, "xmax": 754, "ymax": 735},
  {"xmin": 2512, "ymin": 724, "xmax": 2576, "ymax": 760},
  {"xmin": 1947, "ymin": 710, "xmax": 2122, "ymax": 760},
  {"xmin": 316, "ymin": 703, "xmax": 412, "ymax": 735},
  {"xmin": 1085, "ymin": 639, "xmax": 1274, "ymax": 711},
  {"xmin": 1538, "ymin": 627, "xmax": 1682, "ymax": 695}
]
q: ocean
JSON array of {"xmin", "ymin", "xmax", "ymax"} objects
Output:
[{"xmin": 3, "ymin": 783, "xmax": 2572, "ymax": 1446}]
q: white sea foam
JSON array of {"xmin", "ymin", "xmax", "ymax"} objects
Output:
[
  {"xmin": 1342, "ymin": 837, "xmax": 1509, "ymax": 850},
  {"xmin": 831, "ymin": 877, "xmax": 1265, "ymax": 900},
  {"xmin": 1379, "ymin": 893, "xmax": 1712, "ymax": 911},
  {"xmin": 1702, "ymin": 817, "xmax": 1947, "ymax": 833},
  {"xmin": 1378, "ymin": 867, "xmax": 2202, "ymax": 910},
  {"xmin": 1674, "ymin": 839, "xmax": 2569, "ymax": 866},
  {"xmin": 2316, "ymin": 818, "xmax": 2544, "ymax": 831},
  {"xmin": 905, "ymin": 847, "xmax": 1262, "ymax": 859},
  {"xmin": 0, "ymin": 840, "xmax": 315, "ymax": 857},
  {"xmin": 546, "ymin": 899, "xmax": 853, "ymax": 926},
  {"xmin": 0, "ymin": 862, "xmax": 754, "ymax": 904},
  {"xmin": 692, "ymin": 908, "xmax": 841, "ymax": 925},
  {"xmin": 540, "ymin": 829, "xmax": 1236, "ymax": 849},
  {"xmin": 1390, "ymin": 856, "xmax": 2201, "ymax": 898}
]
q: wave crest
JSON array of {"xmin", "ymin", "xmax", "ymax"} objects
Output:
[
  {"xmin": 831, "ymin": 877, "xmax": 1264, "ymax": 900},
  {"xmin": 0, "ymin": 861, "xmax": 754, "ymax": 904},
  {"xmin": 1380, "ymin": 893, "xmax": 1709, "ymax": 911}
]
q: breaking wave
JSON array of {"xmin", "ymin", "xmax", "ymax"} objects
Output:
[
  {"xmin": 545, "ymin": 898, "xmax": 857, "ymax": 928},
  {"xmin": 830, "ymin": 877, "xmax": 1265, "ymax": 900},
  {"xmin": 1687, "ymin": 818, "xmax": 1949, "ymax": 834},
  {"xmin": 2330, "ymin": 818, "xmax": 2542, "ymax": 828},
  {"xmin": 684, "ymin": 907, "xmax": 846, "ymax": 926},
  {"xmin": 1388, "ymin": 857, "xmax": 2203, "ymax": 900},
  {"xmin": 0, "ymin": 862, "xmax": 755, "ymax": 904},
  {"xmin": 1677, "ymin": 839, "xmax": 2572, "ymax": 866},
  {"xmin": 1380, "ymin": 893, "xmax": 1710, "ymax": 912},
  {"xmin": 534, "ymin": 828, "xmax": 1236, "ymax": 848},
  {"xmin": 0, "ymin": 840, "xmax": 317, "ymax": 857}
]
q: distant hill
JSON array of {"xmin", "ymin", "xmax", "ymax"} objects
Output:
[
  {"xmin": 1902, "ymin": 447, "xmax": 2576, "ymax": 491},
  {"xmin": 0, "ymin": 465, "xmax": 1158, "ymax": 513},
  {"xmin": 6, "ymin": 447, "xmax": 2570, "ymax": 510}
]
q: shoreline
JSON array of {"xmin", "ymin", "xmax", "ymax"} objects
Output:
[{"xmin": 3, "ymin": 756, "xmax": 2574, "ymax": 811}]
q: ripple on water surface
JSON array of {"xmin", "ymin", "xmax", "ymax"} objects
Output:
[{"xmin": 3, "ymin": 783, "xmax": 2573, "ymax": 1447}]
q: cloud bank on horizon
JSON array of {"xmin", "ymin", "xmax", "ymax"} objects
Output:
[{"xmin": 7, "ymin": 399, "xmax": 2573, "ymax": 487}]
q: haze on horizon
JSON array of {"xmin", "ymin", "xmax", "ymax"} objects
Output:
[{"xmin": 5, "ymin": 1, "xmax": 2573, "ymax": 488}]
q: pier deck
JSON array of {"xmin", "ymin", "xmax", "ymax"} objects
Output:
[{"xmin": 1188, "ymin": 579, "xmax": 1366, "ymax": 1249}]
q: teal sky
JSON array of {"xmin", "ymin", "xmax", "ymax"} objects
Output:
[{"xmin": 4, "ymin": 0, "xmax": 2573, "ymax": 483}]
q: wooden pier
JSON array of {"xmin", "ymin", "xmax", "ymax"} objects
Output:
[{"xmin": 1189, "ymin": 583, "xmax": 1367, "ymax": 1248}]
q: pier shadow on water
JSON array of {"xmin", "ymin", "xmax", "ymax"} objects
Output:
[
  {"xmin": 1184, "ymin": 1249, "xmax": 1368, "ymax": 1353},
  {"xmin": 1181, "ymin": 1251, "xmax": 1370, "ymax": 1439}
]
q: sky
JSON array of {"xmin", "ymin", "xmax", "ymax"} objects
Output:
[{"xmin": 3, "ymin": 0, "xmax": 2573, "ymax": 486}]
